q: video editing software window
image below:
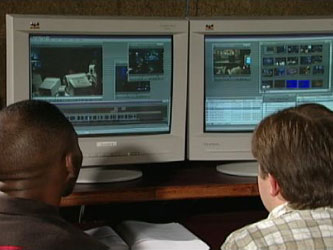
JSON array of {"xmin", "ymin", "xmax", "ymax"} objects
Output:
[
  {"xmin": 205, "ymin": 34, "xmax": 333, "ymax": 132},
  {"xmin": 30, "ymin": 35, "xmax": 172, "ymax": 135}
]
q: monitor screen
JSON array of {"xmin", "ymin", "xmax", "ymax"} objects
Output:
[
  {"xmin": 7, "ymin": 15, "xmax": 188, "ymax": 167},
  {"xmin": 30, "ymin": 35, "xmax": 172, "ymax": 136},
  {"xmin": 205, "ymin": 34, "xmax": 333, "ymax": 133},
  {"xmin": 188, "ymin": 18, "xmax": 333, "ymax": 162}
]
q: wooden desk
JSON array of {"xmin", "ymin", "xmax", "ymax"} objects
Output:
[{"xmin": 61, "ymin": 162, "xmax": 259, "ymax": 207}]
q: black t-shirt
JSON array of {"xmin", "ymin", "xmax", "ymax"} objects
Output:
[{"xmin": 0, "ymin": 195, "xmax": 108, "ymax": 250}]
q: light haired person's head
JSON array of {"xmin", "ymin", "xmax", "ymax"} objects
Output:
[{"xmin": 252, "ymin": 103, "xmax": 333, "ymax": 209}]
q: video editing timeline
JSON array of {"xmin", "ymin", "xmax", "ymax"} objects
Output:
[
  {"xmin": 60, "ymin": 101, "xmax": 169, "ymax": 135},
  {"xmin": 30, "ymin": 35, "xmax": 172, "ymax": 135},
  {"xmin": 205, "ymin": 35, "xmax": 333, "ymax": 132}
]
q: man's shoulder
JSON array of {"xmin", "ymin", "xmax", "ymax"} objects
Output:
[
  {"xmin": 0, "ymin": 204, "xmax": 109, "ymax": 250},
  {"xmin": 221, "ymin": 217, "xmax": 271, "ymax": 249},
  {"xmin": 221, "ymin": 207, "xmax": 333, "ymax": 249}
]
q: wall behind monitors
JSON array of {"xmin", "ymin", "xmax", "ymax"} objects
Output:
[
  {"xmin": 188, "ymin": 18, "xmax": 333, "ymax": 175},
  {"xmin": 6, "ymin": 15, "xmax": 188, "ymax": 177}
]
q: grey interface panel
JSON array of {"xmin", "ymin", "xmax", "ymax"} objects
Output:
[
  {"xmin": 30, "ymin": 35, "xmax": 173, "ymax": 135},
  {"xmin": 205, "ymin": 35, "xmax": 333, "ymax": 132}
]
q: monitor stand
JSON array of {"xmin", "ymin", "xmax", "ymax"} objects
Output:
[
  {"xmin": 76, "ymin": 167, "xmax": 143, "ymax": 184},
  {"xmin": 216, "ymin": 161, "xmax": 258, "ymax": 177}
]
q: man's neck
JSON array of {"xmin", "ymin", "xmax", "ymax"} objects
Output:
[{"xmin": 0, "ymin": 181, "xmax": 61, "ymax": 206}]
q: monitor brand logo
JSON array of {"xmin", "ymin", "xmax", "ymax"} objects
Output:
[
  {"xmin": 160, "ymin": 24, "xmax": 176, "ymax": 30},
  {"xmin": 30, "ymin": 21, "xmax": 40, "ymax": 29},
  {"xmin": 204, "ymin": 142, "xmax": 220, "ymax": 146},
  {"xmin": 97, "ymin": 141, "xmax": 118, "ymax": 147},
  {"xmin": 205, "ymin": 24, "xmax": 214, "ymax": 31}
]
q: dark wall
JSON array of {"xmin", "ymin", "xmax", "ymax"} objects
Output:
[{"xmin": 2, "ymin": 0, "xmax": 333, "ymax": 107}]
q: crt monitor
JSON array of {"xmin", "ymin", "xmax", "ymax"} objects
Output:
[
  {"xmin": 188, "ymin": 17, "xmax": 333, "ymax": 176},
  {"xmin": 6, "ymin": 14, "xmax": 188, "ymax": 183}
]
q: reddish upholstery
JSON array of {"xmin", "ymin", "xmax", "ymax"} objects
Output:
[{"xmin": 0, "ymin": 246, "xmax": 23, "ymax": 250}]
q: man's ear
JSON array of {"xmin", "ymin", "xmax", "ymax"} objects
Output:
[
  {"xmin": 268, "ymin": 174, "xmax": 280, "ymax": 197},
  {"xmin": 61, "ymin": 152, "xmax": 80, "ymax": 197},
  {"xmin": 65, "ymin": 152, "xmax": 76, "ymax": 179}
]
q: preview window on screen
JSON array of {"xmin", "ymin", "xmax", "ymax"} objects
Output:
[
  {"xmin": 205, "ymin": 35, "xmax": 333, "ymax": 132},
  {"xmin": 30, "ymin": 35, "xmax": 172, "ymax": 136}
]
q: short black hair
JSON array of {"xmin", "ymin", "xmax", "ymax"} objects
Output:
[{"xmin": 0, "ymin": 100, "xmax": 76, "ymax": 179}]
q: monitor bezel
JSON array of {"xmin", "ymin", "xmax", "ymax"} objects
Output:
[
  {"xmin": 188, "ymin": 17, "xmax": 333, "ymax": 161},
  {"xmin": 6, "ymin": 14, "xmax": 188, "ymax": 166}
]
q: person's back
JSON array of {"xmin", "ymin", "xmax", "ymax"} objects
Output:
[
  {"xmin": 222, "ymin": 203, "xmax": 333, "ymax": 249},
  {"xmin": 0, "ymin": 195, "xmax": 107, "ymax": 250},
  {"xmin": 0, "ymin": 100, "xmax": 108, "ymax": 250},
  {"xmin": 221, "ymin": 103, "xmax": 333, "ymax": 249}
]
